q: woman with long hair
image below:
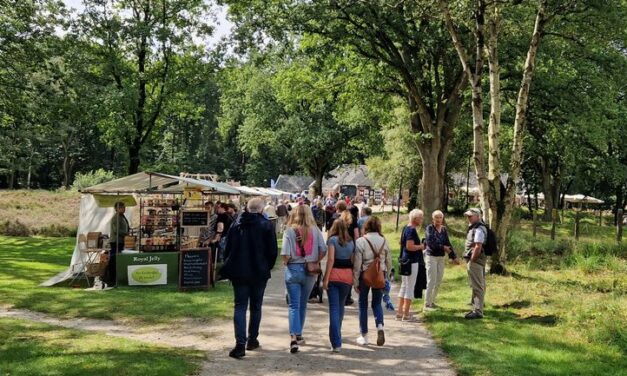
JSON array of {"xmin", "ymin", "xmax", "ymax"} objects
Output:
[
  {"xmin": 281, "ymin": 204, "xmax": 327, "ymax": 353},
  {"xmin": 323, "ymin": 219, "xmax": 355, "ymax": 352},
  {"xmin": 353, "ymin": 216, "xmax": 392, "ymax": 347}
]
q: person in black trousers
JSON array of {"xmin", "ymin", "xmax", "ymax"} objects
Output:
[
  {"xmin": 220, "ymin": 198, "xmax": 278, "ymax": 359},
  {"xmin": 106, "ymin": 201, "xmax": 129, "ymax": 288}
]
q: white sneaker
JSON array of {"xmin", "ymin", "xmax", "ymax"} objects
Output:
[{"xmin": 356, "ymin": 335, "xmax": 368, "ymax": 346}]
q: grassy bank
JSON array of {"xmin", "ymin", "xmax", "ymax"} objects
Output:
[
  {"xmin": 420, "ymin": 264, "xmax": 626, "ymax": 376},
  {"xmin": 0, "ymin": 318, "xmax": 203, "ymax": 376},
  {"xmin": 374, "ymin": 212, "xmax": 626, "ymax": 376},
  {"xmin": 0, "ymin": 190, "xmax": 80, "ymax": 237},
  {"xmin": 0, "ymin": 236, "xmax": 232, "ymax": 324}
]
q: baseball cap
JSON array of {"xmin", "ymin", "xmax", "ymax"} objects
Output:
[{"xmin": 464, "ymin": 208, "xmax": 482, "ymax": 216}]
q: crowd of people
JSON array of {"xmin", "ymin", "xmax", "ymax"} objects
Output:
[{"xmin": 219, "ymin": 194, "xmax": 491, "ymax": 359}]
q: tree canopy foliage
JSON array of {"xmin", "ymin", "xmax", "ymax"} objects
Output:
[{"xmin": 0, "ymin": 0, "xmax": 625, "ymax": 234}]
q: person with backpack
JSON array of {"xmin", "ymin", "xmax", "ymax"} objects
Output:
[
  {"xmin": 353, "ymin": 216, "xmax": 392, "ymax": 347},
  {"xmin": 463, "ymin": 208, "xmax": 490, "ymax": 319},
  {"xmin": 396, "ymin": 209, "xmax": 425, "ymax": 322},
  {"xmin": 281, "ymin": 205, "xmax": 327, "ymax": 353}
]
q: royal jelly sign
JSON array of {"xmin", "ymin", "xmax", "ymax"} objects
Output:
[{"xmin": 116, "ymin": 252, "xmax": 179, "ymax": 286}]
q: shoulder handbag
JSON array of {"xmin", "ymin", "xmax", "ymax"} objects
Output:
[
  {"xmin": 362, "ymin": 237, "xmax": 386, "ymax": 289},
  {"xmin": 297, "ymin": 229, "xmax": 322, "ymax": 275}
]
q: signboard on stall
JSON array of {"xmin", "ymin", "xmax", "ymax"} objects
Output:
[
  {"xmin": 116, "ymin": 252, "xmax": 179, "ymax": 286},
  {"xmin": 179, "ymin": 249, "xmax": 211, "ymax": 290},
  {"xmin": 182, "ymin": 210, "xmax": 209, "ymax": 226},
  {"xmin": 184, "ymin": 187, "xmax": 202, "ymax": 201}
]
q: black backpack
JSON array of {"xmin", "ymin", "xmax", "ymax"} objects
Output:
[{"xmin": 472, "ymin": 223, "xmax": 498, "ymax": 256}]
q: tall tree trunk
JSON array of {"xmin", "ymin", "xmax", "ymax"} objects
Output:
[
  {"xmin": 486, "ymin": 2, "xmax": 503, "ymax": 236},
  {"xmin": 8, "ymin": 169, "xmax": 16, "ymax": 189},
  {"xmin": 540, "ymin": 158, "xmax": 561, "ymax": 222},
  {"xmin": 615, "ymin": 185, "xmax": 625, "ymax": 226},
  {"xmin": 128, "ymin": 2, "xmax": 149, "ymax": 174},
  {"xmin": 418, "ymin": 153, "xmax": 446, "ymax": 220},
  {"xmin": 495, "ymin": 0, "xmax": 548, "ymax": 274},
  {"xmin": 444, "ymin": 0, "xmax": 548, "ymax": 275},
  {"xmin": 129, "ymin": 139, "xmax": 142, "ymax": 174},
  {"xmin": 313, "ymin": 172, "xmax": 323, "ymax": 198}
]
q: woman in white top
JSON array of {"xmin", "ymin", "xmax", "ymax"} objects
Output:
[{"xmin": 353, "ymin": 216, "xmax": 392, "ymax": 347}]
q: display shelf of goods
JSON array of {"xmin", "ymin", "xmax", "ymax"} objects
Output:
[{"xmin": 140, "ymin": 196, "xmax": 180, "ymax": 252}]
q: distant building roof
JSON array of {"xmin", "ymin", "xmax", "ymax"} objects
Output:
[
  {"xmin": 312, "ymin": 165, "xmax": 375, "ymax": 190},
  {"xmin": 274, "ymin": 175, "xmax": 314, "ymax": 193}
]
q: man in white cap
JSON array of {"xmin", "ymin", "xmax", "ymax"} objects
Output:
[{"xmin": 463, "ymin": 208, "xmax": 487, "ymax": 319}]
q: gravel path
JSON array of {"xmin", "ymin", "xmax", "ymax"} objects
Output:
[
  {"xmin": 1, "ymin": 268, "xmax": 456, "ymax": 376},
  {"xmin": 198, "ymin": 269, "xmax": 456, "ymax": 376}
]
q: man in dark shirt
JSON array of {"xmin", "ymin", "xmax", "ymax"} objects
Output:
[
  {"xmin": 221, "ymin": 198, "xmax": 278, "ymax": 359},
  {"xmin": 107, "ymin": 201, "xmax": 129, "ymax": 288},
  {"xmin": 276, "ymin": 200, "xmax": 289, "ymax": 233},
  {"xmin": 212, "ymin": 203, "xmax": 233, "ymax": 261}
]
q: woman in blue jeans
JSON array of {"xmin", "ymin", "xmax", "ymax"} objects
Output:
[
  {"xmin": 322, "ymin": 219, "xmax": 355, "ymax": 352},
  {"xmin": 281, "ymin": 204, "xmax": 327, "ymax": 353},
  {"xmin": 353, "ymin": 216, "xmax": 392, "ymax": 347}
]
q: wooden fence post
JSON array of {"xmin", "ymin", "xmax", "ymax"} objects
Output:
[
  {"xmin": 551, "ymin": 209, "xmax": 558, "ymax": 240},
  {"xmin": 574, "ymin": 211, "xmax": 580, "ymax": 241},
  {"xmin": 617, "ymin": 209, "xmax": 624, "ymax": 243},
  {"xmin": 533, "ymin": 212, "xmax": 538, "ymax": 238},
  {"xmin": 598, "ymin": 210, "xmax": 603, "ymax": 227}
]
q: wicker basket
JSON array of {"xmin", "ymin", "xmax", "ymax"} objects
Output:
[{"xmin": 86, "ymin": 262, "xmax": 107, "ymax": 277}]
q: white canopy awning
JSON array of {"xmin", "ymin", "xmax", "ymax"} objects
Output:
[
  {"xmin": 564, "ymin": 194, "xmax": 604, "ymax": 204},
  {"xmin": 150, "ymin": 172, "xmax": 241, "ymax": 195}
]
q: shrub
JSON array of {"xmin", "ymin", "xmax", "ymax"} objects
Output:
[
  {"xmin": 448, "ymin": 197, "xmax": 467, "ymax": 216},
  {"xmin": 35, "ymin": 224, "xmax": 77, "ymax": 238},
  {"xmin": 71, "ymin": 169, "xmax": 115, "ymax": 191},
  {"xmin": 512, "ymin": 206, "xmax": 533, "ymax": 220},
  {"xmin": 0, "ymin": 220, "xmax": 32, "ymax": 237}
]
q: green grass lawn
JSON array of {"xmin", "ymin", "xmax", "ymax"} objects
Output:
[
  {"xmin": 418, "ymin": 264, "xmax": 626, "ymax": 376},
  {"xmin": 0, "ymin": 318, "xmax": 203, "ymax": 376},
  {"xmin": 379, "ymin": 212, "xmax": 626, "ymax": 376},
  {"xmin": 1, "ymin": 209, "xmax": 625, "ymax": 376},
  {"xmin": 0, "ymin": 236, "xmax": 232, "ymax": 324}
]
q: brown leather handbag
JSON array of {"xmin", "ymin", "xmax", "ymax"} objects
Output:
[
  {"xmin": 297, "ymin": 228, "xmax": 322, "ymax": 275},
  {"xmin": 362, "ymin": 238, "xmax": 386, "ymax": 289}
]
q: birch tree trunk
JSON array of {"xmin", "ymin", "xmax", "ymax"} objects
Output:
[
  {"xmin": 493, "ymin": 0, "xmax": 548, "ymax": 273},
  {"xmin": 486, "ymin": 2, "xmax": 502, "ymax": 230},
  {"xmin": 443, "ymin": 0, "xmax": 549, "ymax": 274}
]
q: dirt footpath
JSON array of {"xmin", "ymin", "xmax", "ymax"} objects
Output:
[
  {"xmin": 198, "ymin": 269, "xmax": 456, "ymax": 376},
  {"xmin": 1, "ymin": 268, "xmax": 456, "ymax": 376}
]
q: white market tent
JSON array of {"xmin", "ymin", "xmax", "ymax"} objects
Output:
[
  {"xmin": 232, "ymin": 186, "xmax": 292, "ymax": 200},
  {"xmin": 563, "ymin": 194, "xmax": 604, "ymax": 204},
  {"xmin": 41, "ymin": 172, "xmax": 239, "ymax": 286}
]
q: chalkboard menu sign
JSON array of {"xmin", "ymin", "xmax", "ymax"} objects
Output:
[
  {"xmin": 179, "ymin": 249, "xmax": 211, "ymax": 290},
  {"xmin": 182, "ymin": 211, "xmax": 208, "ymax": 227}
]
